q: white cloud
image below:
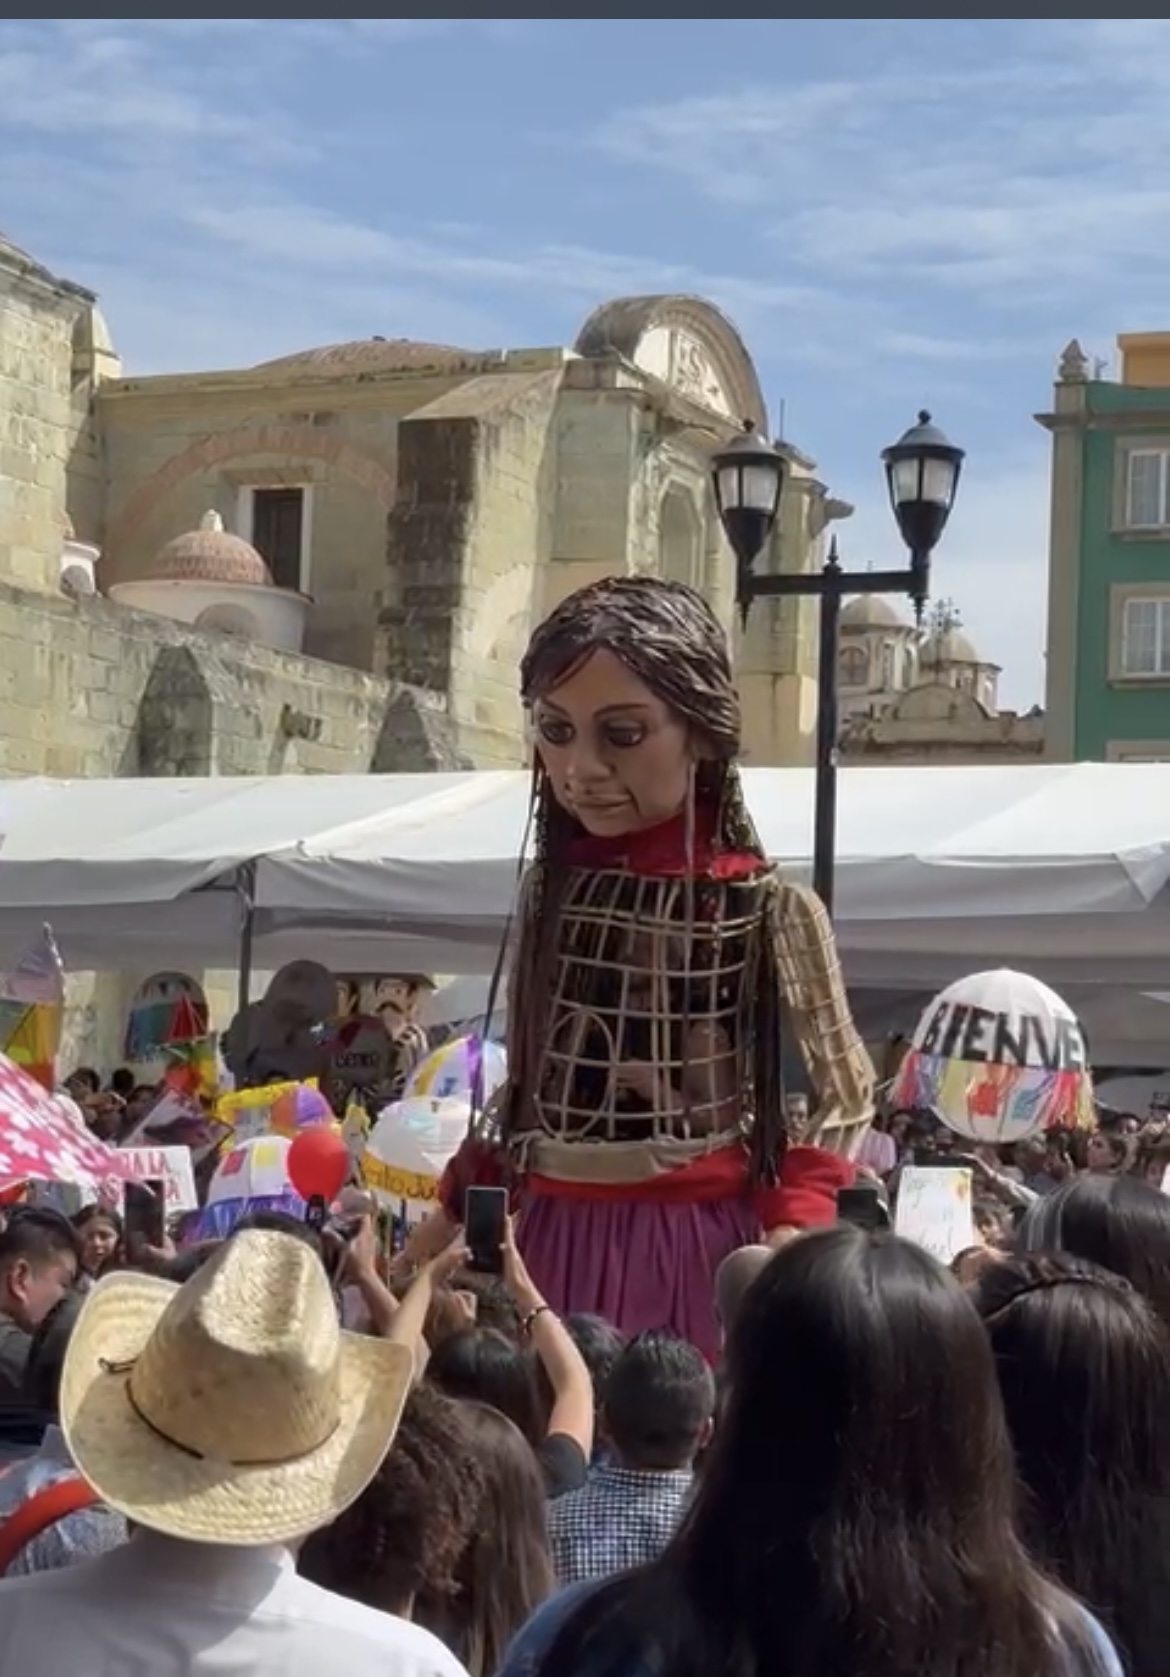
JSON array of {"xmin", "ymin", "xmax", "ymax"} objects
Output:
[{"xmin": 594, "ymin": 24, "xmax": 1170, "ymax": 297}]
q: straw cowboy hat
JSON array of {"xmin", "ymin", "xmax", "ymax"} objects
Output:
[{"xmin": 59, "ymin": 1229, "xmax": 413, "ymax": 1546}]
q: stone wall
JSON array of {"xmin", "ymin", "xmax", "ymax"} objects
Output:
[
  {"xmin": 383, "ymin": 369, "xmax": 563, "ymax": 766},
  {"xmin": 0, "ymin": 579, "xmax": 461, "ymax": 779},
  {"xmin": 0, "ymin": 249, "xmax": 88, "ymax": 591}
]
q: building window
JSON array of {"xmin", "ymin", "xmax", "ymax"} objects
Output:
[
  {"xmin": 1120, "ymin": 596, "xmax": 1170, "ymax": 677},
  {"xmin": 238, "ymin": 486, "xmax": 311, "ymax": 591},
  {"xmin": 838, "ymin": 645, "xmax": 867, "ymax": 688},
  {"xmin": 880, "ymin": 641, "xmax": 897, "ymax": 691},
  {"xmin": 1124, "ymin": 449, "xmax": 1170, "ymax": 529}
]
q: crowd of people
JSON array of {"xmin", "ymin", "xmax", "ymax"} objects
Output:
[{"xmin": 0, "ymin": 1084, "xmax": 1163, "ymax": 1676}]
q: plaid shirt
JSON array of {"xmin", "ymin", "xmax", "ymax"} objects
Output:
[{"xmin": 546, "ymin": 1463, "xmax": 693, "ymax": 1586}]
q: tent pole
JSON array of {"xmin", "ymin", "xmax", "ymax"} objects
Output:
[{"xmin": 236, "ymin": 860, "xmax": 257, "ymax": 1017}]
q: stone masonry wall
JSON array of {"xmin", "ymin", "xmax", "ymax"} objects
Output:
[
  {"xmin": 0, "ymin": 261, "xmax": 84, "ymax": 591},
  {"xmin": 0, "ymin": 580, "xmax": 458, "ymax": 779}
]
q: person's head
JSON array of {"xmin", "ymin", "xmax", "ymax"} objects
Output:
[
  {"xmin": 714, "ymin": 1244, "xmax": 773, "ymax": 1339},
  {"xmin": 231, "ymin": 1207, "xmax": 324, "ymax": 1261},
  {"xmin": 64, "ymin": 1067, "xmax": 99, "ymax": 1101},
  {"xmin": 1015, "ymin": 1172, "xmax": 1170, "ymax": 1327},
  {"xmin": 563, "ymin": 1313, "xmax": 624, "ymax": 1408},
  {"xmin": 22, "ymin": 1288, "xmax": 85, "ymax": 1418},
  {"xmin": 449, "ymin": 1272, "xmax": 523, "ymax": 1339},
  {"xmin": 1134, "ymin": 1133, "xmax": 1170, "ymax": 1190},
  {"xmin": 658, "ymin": 1226, "xmax": 1073, "ymax": 1674},
  {"xmin": 0, "ymin": 1209, "xmax": 79, "ymax": 1332},
  {"xmin": 72, "ymin": 1205, "xmax": 123, "ymax": 1278},
  {"xmin": 298, "ymin": 1383, "xmax": 483, "ymax": 1619},
  {"xmin": 426, "ymin": 1328, "xmax": 545, "ymax": 1448},
  {"xmin": 604, "ymin": 1331, "xmax": 715, "ymax": 1472},
  {"xmin": 57, "ymin": 1228, "xmax": 413, "ymax": 1548},
  {"xmin": 973, "ymin": 1197, "xmax": 1007, "ymax": 1248},
  {"xmin": 445, "ymin": 1400, "xmax": 555, "ymax": 1677},
  {"xmin": 974, "ymin": 1251, "xmax": 1170, "ymax": 1660},
  {"xmin": 109, "ymin": 1067, "xmax": 135, "ymax": 1100},
  {"xmin": 1087, "ymin": 1129, "xmax": 1131, "ymax": 1175}
]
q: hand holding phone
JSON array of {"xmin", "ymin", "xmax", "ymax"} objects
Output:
[
  {"xmin": 464, "ymin": 1185, "xmax": 508, "ymax": 1275},
  {"xmin": 836, "ymin": 1184, "xmax": 889, "ymax": 1231}
]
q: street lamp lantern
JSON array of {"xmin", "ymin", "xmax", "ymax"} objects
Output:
[
  {"xmin": 881, "ymin": 410, "xmax": 965, "ymax": 607},
  {"xmin": 710, "ymin": 421, "xmax": 787, "ymax": 610},
  {"xmin": 711, "ymin": 406, "xmax": 964, "ymax": 920}
]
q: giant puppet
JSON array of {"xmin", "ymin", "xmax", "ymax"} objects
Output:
[{"xmin": 403, "ymin": 577, "xmax": 873, "ymax": 1357}]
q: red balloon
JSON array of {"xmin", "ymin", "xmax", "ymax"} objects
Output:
[{"xmin": 286, "ymin": 1125, "xmax": 349, "ymax": 1204}]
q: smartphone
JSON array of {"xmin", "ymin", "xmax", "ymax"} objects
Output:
[
  {"xmin": 836, "ymin": 1185, "xmax": 888, "ymax": 1230},
  {"xmin": 123, "ymin": 1178, "xmax": 167, "ymax": 1249},
  {"xmin": 464, "ymin": 1185, "xmax": 508, "ymax": 1275}
]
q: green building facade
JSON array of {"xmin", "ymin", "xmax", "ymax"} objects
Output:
[{"xmin": 1041, "ymin": 336, "xmax": 1170, "ymax": 762}]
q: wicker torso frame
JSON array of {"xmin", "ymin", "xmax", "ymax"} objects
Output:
[
  {"xmin": 509, "ymin": 862, "xmax": 874, "ymax": 1163},
  {"xmin": 534, "ymin": 864, "xmax": 763, "ymax": 1147}
]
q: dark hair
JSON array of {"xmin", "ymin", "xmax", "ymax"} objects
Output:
[
  {"xmin": 232, "ymin": 1209, "xmax": 323, "ymax": 1259},
  {"xmin": 564, "ymin": 1313, "xmax": 624, "ymax": 1404},
  {"xmin": 604, "ymin": 1330, "xmax": 714, "ymax": 1471},
  {"xmin": 432, "ymin": 1399, "xmax": 554, "ymax": 1677},
  {"xmin": 536, "ymin": 1226, "xmax": 1107, "ymax": 1677},
  {"xmin": 0, "ymin": 1208, "xmax": 80, "ymax": 1271},
  {"xmin": 426, "ymin": 1328, "xmax": 545, "ymax": 1448},
  {"xmin": 975, "ymin": 1252, "xmax": 1170, "ymax": 1676},
  {"xmin": 66, "ymin": 1067, "xmax": 99, "ymax": 1094},
  {"xmin": 503, "ymin": 575, "xmax": 787, "ymax": 1181},
  {"xmin": 109, "ymin": 1067, "xmax": 135, "ymax": 1098},
  {"xmin": 298, "ymin": 1385, "xmax": 483, "ymax": 1615},
  {"xmin": 449, "ymin": 1272, "xmax": 523, "ymax": 1338},
  {"xmin": 21, "ymin": 1289, "xmax": 85, "ymax": 1417},
  {"xmin": 1015, "ymin": 1173, "xmax": 1170, "ymax": 1327}
]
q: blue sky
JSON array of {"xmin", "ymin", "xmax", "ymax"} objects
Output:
[{"xmin": 2, "ymin": 18, "xmax": 1165, "ymax": 709}]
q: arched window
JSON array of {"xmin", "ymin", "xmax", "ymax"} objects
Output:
[{"xmin": 838, "ymin": 645, "xmax": 868, "ymax": 687}]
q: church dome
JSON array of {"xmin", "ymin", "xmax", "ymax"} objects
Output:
[
  {"xmin": 254, "ymin": 338, "xmax": 476, "ymax": 375},
  {"xmin": 147, "ymin": 511, "xmax": 273, "ymax": 587},
  {"xmin": 840, "ymin": 595, "xmax": 910, "ymax": 630},
  {"xmin": 920, "ymin": 627, "xmax": 981, "ymax": 665}
]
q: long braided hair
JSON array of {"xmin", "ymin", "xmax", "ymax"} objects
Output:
[{"xmin": 500, "ymin": 575, "xmax": 787, "ymax": 1183}]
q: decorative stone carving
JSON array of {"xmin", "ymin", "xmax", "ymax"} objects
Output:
[{"xmin": 1057, "ymin": 339, "xmax": 1089, "ymax": 384}]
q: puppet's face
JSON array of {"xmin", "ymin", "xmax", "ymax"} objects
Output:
[{"xmin": 532, "ymin": 648, "xmax": 693, "ymax": 836}]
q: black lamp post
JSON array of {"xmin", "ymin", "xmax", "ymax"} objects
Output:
[{"xmin": 712, "ymin": 411, "xmax": 964, "ymax": 918}]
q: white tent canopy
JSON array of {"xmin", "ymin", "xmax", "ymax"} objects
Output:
[{"xmin": 0, "ymin": 764, "xmax": 1166, "ymax": 983}]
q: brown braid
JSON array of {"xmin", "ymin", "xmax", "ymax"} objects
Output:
[{"xmin": 501, "ymin": 576, "xmax": 789, "ymax": 1182}]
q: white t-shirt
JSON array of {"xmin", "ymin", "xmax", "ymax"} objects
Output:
[{"xmin": 0, "ymin": 1528, "xmax": 468, "ymax": 1677}]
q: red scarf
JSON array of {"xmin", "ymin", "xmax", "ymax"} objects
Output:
[{"xmin": 564, "ymin": 805, "xmax": 761, "ymax": 881}]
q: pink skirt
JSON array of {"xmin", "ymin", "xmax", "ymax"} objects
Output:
[{"xmin": 516, "ymin": 1187, "xmax": 759, "ymax": 1362}]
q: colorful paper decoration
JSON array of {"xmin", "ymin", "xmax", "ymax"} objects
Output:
[
  {"xmin": 269, "ymin": 1082, "xmax": 334, "ymax": 1138},
  {"xmin": 217, "ymin": 1079, "xmax": 319, "ymax": 1141},
  {"xmin": 189, "ymin": 1134, "xmax": 304, "ymax": 1241},
  {"xmin": 123, "ymin": 972, "xmax": 209, "ymax": 1062},
  {"xmin": 892, "ymin": 968, "xmax": 1095, "ymax": 1143},
  {"xmin": 405, "ymin": 1035, "xmax": 506, "ymax": 1106},
  {"xmin": 0, "ymin": 925, "xmax": 65, "ymax": 1092}
]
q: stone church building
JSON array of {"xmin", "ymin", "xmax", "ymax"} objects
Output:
[{"xmin": 2, "ymin": 232, "xmax": 845, "ymax": 792}]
